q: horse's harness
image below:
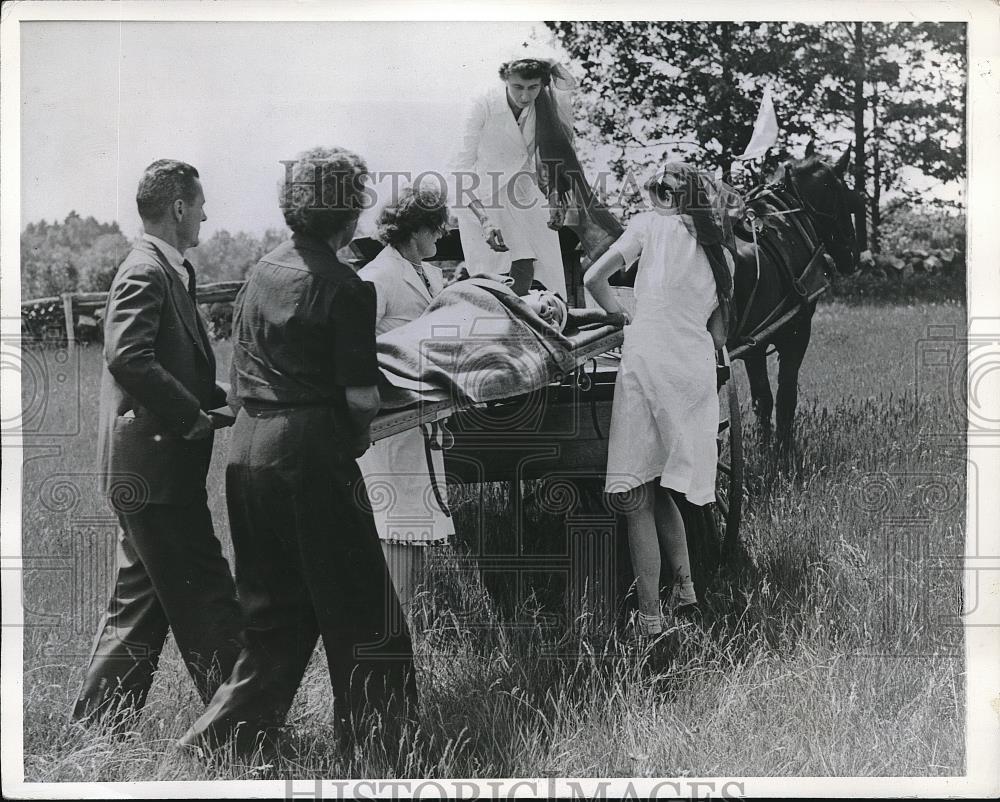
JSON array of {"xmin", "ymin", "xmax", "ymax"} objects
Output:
[{"xmin": 731, "ymin": 171, "xmax": 832, "ymax": 349}]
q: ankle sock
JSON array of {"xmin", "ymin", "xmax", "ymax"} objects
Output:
[{"xmin": 637, "ymin": 610, "xmax": 663, "ymax": 635}]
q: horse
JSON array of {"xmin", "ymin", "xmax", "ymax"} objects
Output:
[{"xmin": 729, "ymin": 144, "xmax": 863, "ymax": 447}]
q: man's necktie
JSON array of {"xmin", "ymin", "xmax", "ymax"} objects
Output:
[{"xmin": 182, "ymin": 259, "xmax": 198, "ymax": 303}]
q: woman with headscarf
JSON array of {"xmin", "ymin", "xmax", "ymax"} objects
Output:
[
  {"xmin": 583, "ymin": 161, "xmax": 737, "ymax": 637},
  {"xmin": 450, "ymin": 57, "xmax": 622, "ymax": 300}
]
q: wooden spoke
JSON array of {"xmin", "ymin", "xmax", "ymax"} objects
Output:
[
  {"xmin": 714, "ymin": 378, "xmax": 744, "ymax": 553},
  {"xmin": 716, "ymin": 494, "xmax": 729, "ymax": 517}
]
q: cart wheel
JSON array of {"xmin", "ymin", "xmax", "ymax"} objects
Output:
[{"xmin": 715, "ymin": 376, "xmax": 744, "ymax": 555}]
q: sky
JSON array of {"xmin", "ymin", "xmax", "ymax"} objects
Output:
[
  {"xmin": 20, "ymin": 19, "xmax": 962, "ymax": 242},
  {"xmin": 20, "ymin": 20, "xmax": 563, "ymax": 238}
]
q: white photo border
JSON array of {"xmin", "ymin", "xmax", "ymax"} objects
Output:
[{"xmin": 2, "ymin": 0, "xmax": 997, "ymax": 798}]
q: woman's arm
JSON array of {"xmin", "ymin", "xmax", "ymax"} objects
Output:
[
  {"xmin": 450, "ymin": 96, "xmax": 487, "ymax": 196},
  {"xmin": 584, "ymin": 214, "xmax": 648, "ymax": 321},
  {"xmin": 451, "ymin": 95, "xmax": 508, "ymax": 252},
  {"xmin": 583, "ymin": 247, "xmax": 630, "ymax": 320}
]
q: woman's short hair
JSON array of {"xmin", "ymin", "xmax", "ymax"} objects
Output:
[
  {"xmin": 375, "ymin": 185, "xmax": 450, "ymax": 247},
  {"xmin": 498, "ymin": 58, "xmax": 552, "ymax": 84},
  {"xmin": 280, "ymin": 146, "xmax": 369, "ymax": 240},
  {"xmin": 136, "ymin": 160, "xmax": 200, "ymax": 222}
]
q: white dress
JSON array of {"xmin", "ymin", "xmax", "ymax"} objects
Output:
[
  {"xmin": 357, "ymin": 246, "xmax": 455, "ymax": 544},
  {"xmin": 604, "ymin": 211, "xmax": 723, "ymax": 505},
  {"xmin": 451, "ymin": 86, "xmax": 568, "ymax": 298}
]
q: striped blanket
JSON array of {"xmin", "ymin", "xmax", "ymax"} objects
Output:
[{"xmin": 376, "ymin": 277, "xmax": 578, "ymax": 410}]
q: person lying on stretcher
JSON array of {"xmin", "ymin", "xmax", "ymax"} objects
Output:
[
  {"xmin": 467, "ymin": 272, "xmax": 627, "ymax": 333},
  {"xmin": 522, "ymin": 288, "xmax": 629, "ymax": 332},
  {"xmin": 373, "ymin": 272, "xmax": 626, "ymax": 410}
]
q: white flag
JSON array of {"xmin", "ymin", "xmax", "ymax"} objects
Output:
[{"xmin": 737, "ymin": 87, "xmax": 779, "ymax": 161}]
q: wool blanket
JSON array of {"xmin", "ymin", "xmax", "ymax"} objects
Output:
[{"xmin": 376, "ymin": 277, "xmax": 578, "ymax": 410}]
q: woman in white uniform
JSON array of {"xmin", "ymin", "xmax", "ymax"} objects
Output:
[
  {"xmin": 450, "ymin": 57, "xmax": 578, "ymax": 299},
  {"xmin": 357, "ymin": 186, "xmax": 455, "ymax": 610},
  {"xmin": 584, "ymin": 162, "xmax": 737, "ymax": 637}
]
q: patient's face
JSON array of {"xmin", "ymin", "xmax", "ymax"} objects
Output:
[{"xmin": 525, "ymin": 290, "xmax": 563, "ymax": 330}]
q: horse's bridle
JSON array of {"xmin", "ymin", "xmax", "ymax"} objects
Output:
[
  {"xmin": 746, "ymin": 176, "xmax": 827, "ymax": 285},
  {"xmin": 732, "ymin": 172, "xmax": 832, "ymax": 345},
  {"xmin": 781, "ymin": 161, "xmax": 860, "ymax": 266}
]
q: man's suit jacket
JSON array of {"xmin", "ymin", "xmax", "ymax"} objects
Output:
[
  {"xmin": 357, "ymin": 245, "xmax": 445, "ymax": 337},
  {"xmin": 96, "ymin": 238, "xmax": 226, "ymax": 507}
]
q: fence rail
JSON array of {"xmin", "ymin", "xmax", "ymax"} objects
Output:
[{"xmin": 21, "ymin": 281, "xmax": 245, "ymax": 343}]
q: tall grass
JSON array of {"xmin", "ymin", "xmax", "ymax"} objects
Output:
[{"xmin": 20, "ymin": 302, "xmax": 966, "ymax": 779}]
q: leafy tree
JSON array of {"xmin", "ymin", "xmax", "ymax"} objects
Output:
[
  {"xmin": 779, "ymin": 22, "xmax": 966, "ymax": 251},
  {"xmin": 546, "ymin": 21, "xmax": 966, "ymax": 251},
  {"xmin": 21, "ymin": 212, "xmax": 130, "ymax": 297},
  {"xmin": 78, "ymin": 231, "xmax": 132, "ymax": 291},
  {"xmin": 21, "ymin": 215, "xmax": 290, "ymax": 300},
  {"xmin": 190, "ymin": 228, "xmax": 286, "ymax": 281},
  {"xmin": 547, "ymin": 22, "xmax": 818, "ymax": 189}
]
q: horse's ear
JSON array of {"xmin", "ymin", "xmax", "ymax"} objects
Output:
[
  {"xmin": 805, "ymin": 139, "xmax": 816, "ymax": 158},
  {"xmin": 834, "ymin": 147, "xmax": 850, "ymax": 177}
]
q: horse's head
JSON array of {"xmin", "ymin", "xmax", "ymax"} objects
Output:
[{"xmin": 778, "ymin": 143, "xmax": 863, "ymax": 275}]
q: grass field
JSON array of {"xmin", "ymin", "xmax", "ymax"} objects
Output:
[{"xmin": 18, "ymin": 300, "xmax": 967, "ymax": 780}]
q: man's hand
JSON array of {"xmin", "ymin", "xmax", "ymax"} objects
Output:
[
  {"xmin": 182, "ymin": 410, "xmax": 214, "ymax": 440},
  {"xmin": 482, "ymin": 221, "xmax": 508, "ymax": 252}
]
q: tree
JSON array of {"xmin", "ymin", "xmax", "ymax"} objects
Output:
[
  {"xmin": 781, "ymin": 22, "xmax": 966, "ymax": 252},
  {"xmin": 78, "ymin": 231, "xmax": 132, "ymax": 291},
  {"xmin": 21, "ymin": 212, "xmax": 130, "ymax": 297},
  {"xmin": 190, "ymin": 228, "xmax": 286, "ymax": 281},
  {"xmin": 546, "ymin": 22, "xmax": 826, "ymax": 198},
  {"xmin": 546, "ymin": 22, "xmax": 966, "ymax": 252}
]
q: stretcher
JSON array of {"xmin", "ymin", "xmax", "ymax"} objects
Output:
[{"xmin": 369, "ymin": 322, "xmax": 624, "ymax": 443}]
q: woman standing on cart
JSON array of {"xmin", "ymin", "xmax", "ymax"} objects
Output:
[
  {"xmin": 584, "ymin": 161, "xmax": 736, "ymax": 637},
  {"xmin": 449, "ymin": 57, "xmax": 578, "ymax": 299},
  {"xmin": 357, "ymin": 185, "xmax": 455, "ymax": 613},
  {"xmin": 451, "ymin": 55, "xmax": 624, "ymax": 303}
]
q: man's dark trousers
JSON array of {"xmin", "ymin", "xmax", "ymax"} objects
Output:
[
  {"xmin": 72, "ymin": 494, "xmax": 245, "ymax": 723},
  {"xmin": 180, "ymin": 405, "xmax": 418, "ymax": 756}
]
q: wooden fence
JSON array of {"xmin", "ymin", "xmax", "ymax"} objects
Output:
[
  {"xmin": 19, "ymin": 225, "xmax": 594, "ymax": 344},
  {"xmin": 21, "ymin": 281, "xmax": 244, "ymax": 344}
]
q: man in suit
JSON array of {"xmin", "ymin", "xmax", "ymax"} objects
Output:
[{"xmin": 72, "ymin": 160, "xmax": 244, "ymax": 728}]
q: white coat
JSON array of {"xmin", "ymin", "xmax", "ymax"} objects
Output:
[
  {"xmin": 450, "ymin": 86, "xmax": 569, "ymax": 298},
  {"xmin": 357, "ymin": 245, "xmax": 454, "ymax": 544},
  {"xmin": 359, "ymin": 243, "xmax": 445, "ymax": 335}
]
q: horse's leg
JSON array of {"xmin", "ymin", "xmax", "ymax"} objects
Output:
[
  {"xmin": 775, "ymin": 305, "xmax": 815, "ymax": 449},
  {"xmin": 742, "ymin": 347, "xmax": 774, "ymax": 443}
]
